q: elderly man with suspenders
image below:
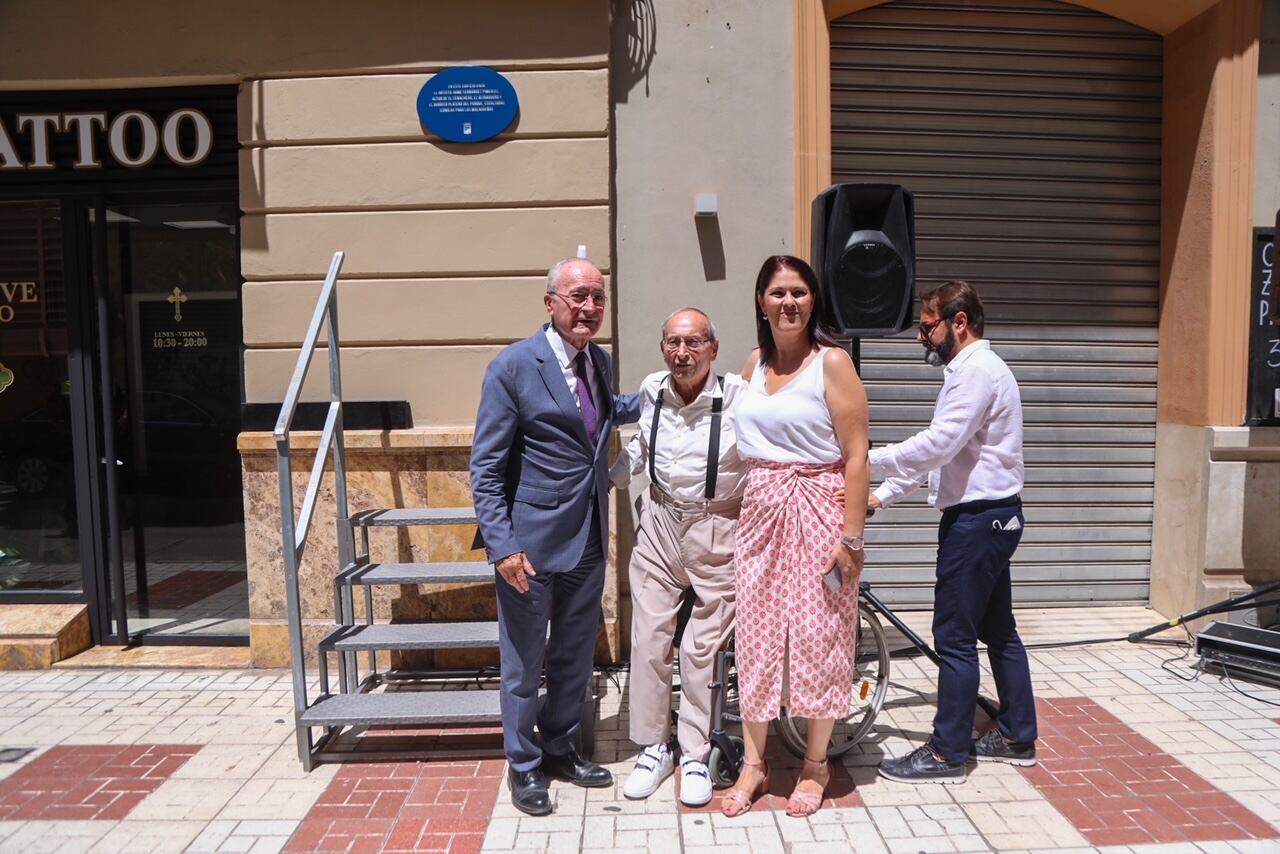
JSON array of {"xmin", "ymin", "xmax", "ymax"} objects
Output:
[{"xmin": 610, "ymin": 307, "xmax": 748, "ymax": 807}]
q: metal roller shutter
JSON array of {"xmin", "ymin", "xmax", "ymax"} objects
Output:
[{"xmin": 830, "ymin": 0, "xmax": 1161, "ymax": 606}]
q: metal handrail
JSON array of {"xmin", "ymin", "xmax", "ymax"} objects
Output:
[{"xmin": 274, "ymin": 251, "xmax": 349, "ymax": 763}]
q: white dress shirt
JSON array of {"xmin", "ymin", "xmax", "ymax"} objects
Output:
[
  {"xmin": 869, "ymin": 339, "xmax": 1024, "ymax": 511},
  {"xmin": 611, "ymin": 370, "xmax": 749, "ymax": 502},
  {"xmin": 544, "ymin": 324, "xmax": 600, "ymax": 413}
]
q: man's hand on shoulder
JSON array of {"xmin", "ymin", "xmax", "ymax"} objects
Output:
[{"xmin": 496, "ymin": 552, "xmax": 537, "ymax": 593}]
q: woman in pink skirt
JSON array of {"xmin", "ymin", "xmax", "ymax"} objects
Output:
[{"xmin": 720, "ymin": 255, "xmax": 870, "ymax": 818}]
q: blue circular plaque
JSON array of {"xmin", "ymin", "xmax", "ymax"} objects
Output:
[{"xmin": 416, "ymin": 66, "xmax": 519, "ymax": 143}]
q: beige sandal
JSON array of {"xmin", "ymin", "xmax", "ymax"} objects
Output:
[
  {"xmin": 785, "ymin": 757, "xmax": 829, "ymax": 817},
  {"xmin": 720, "ymin": 759, "xmax": 770, "ymax": 817}
]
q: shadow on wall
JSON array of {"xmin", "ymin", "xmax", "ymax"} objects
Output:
[
  {"xmin": 612, "ymin": 0, "xmax": 657, "ymax": 102},
  {"xmin": 695, "ymin": 214, "xmax": 726, "ymax": 281},
  {"xmin": 1240, "ymin": 457, "xmax": 1280, "ymax": 586},
  {"xmin": 0, "ymin": 0, "xmax": 613, "ymax": 83}
]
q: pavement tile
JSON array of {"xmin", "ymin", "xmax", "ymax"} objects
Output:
[
  {"xmin": 89, "ymin": 818, "xmax": 205, "ymax": 853},
  {"xmin": 0, "ymin": 745, "xmax": 199, "ymax": 822},
  {"xmin": 1017, "ymin": 698, "xmax": 1279, "ymax": 848},
  {"xmin": 285, "ymin": 752, "xmax": 504, "ymax": 854},
  {"xmin": 0, "ymin": 819, "xmax": 116, "ymax": 854},
  {"xmin": 0, "ymin": 633, "xmax": 1278, "ymax": 853}
]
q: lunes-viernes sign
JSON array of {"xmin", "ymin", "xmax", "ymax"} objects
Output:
[{"xmin": 416, "ymin": 67, "xmax": 518, "ymax": 143}]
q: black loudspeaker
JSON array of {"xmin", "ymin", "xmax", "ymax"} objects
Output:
[{"xmin": 811, "ymin": 183, "xmax": 916, "ymax": 337}]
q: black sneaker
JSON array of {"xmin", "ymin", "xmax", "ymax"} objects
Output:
[
  {"xmin": 878, "ymin": 744, "xmax": 966, "ymax": 785},
  {"xmin": 971, "ymin": 730, "xmax": 1036, "ymax": 767}
]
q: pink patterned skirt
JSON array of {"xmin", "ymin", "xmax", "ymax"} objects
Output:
[{"xmin": 733, "ymin": 460, "xmax": 861, "ymax": 721}]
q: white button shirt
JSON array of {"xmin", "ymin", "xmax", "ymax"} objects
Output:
[
  {"xmin": 869, "ymin": 339, "xmax": 1024, "ymax": 511},
  {"xmin": 610, "ymin": 370, "xmax": 749, "ymax": 502},
  {"xmin": 544, "ymin": 324, "xmax": 600, "ymax": 413}
]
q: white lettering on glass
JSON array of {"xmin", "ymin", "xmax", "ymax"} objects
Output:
[
  {"xmin": 16, "ymin": 114, "xmax": 60, "ymax": 169},
  {"xmin": 61, "ymin": 112, "xmax": 108, "ymax": 168},
  {"xmin": 0, "ymin": 120, "xmax": 20, "ymax": 170},
  {"xmin": 107, "ymin": 111, "xmax": 159, "ymax": 167},
  {"xmin": 1, "ymin": 107, "xmax": 211, "ymax": 170},
  {"xmin": 161, "ymin": 109, "xmax": 212, "ymax": 166}
]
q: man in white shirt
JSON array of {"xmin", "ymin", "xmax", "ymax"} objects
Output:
[
  {"xmin": 868, "ymin": 281, "xmax": 1037, "ymax": 785},
  {"xmin": 610, "ymin": 308, "xmax": 748, "ymax": 806}
]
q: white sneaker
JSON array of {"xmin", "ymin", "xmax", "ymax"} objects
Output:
[
  {"xmin": 678, "ymin": 757, "xmax": 714, "ymax": 807},
  {"xmin": 623, "ymin": 744, "xmax": 673, "ymax": 799}
]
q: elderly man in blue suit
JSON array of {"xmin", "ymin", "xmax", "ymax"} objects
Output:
[{"xmin": 470, "ymin": 257, "xmax": 640, "ymax": 816}]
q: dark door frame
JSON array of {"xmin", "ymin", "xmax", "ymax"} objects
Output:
[
  {"xmin": 0, "ymin": 188, "xmax": 244, "ymax": 647},
  {"xmin": 87, "ymin": 189, "xmax": 245, "ymax": 647}
]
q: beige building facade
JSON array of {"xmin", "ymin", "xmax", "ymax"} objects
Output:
[{"xmin": 0, "ymin": 0, "xmax": 1276, "ymax": 666}]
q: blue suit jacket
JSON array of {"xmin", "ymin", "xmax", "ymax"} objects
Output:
[{"xmin": 470, "ymin": 326, "xmax": 640, "ymax": 572}]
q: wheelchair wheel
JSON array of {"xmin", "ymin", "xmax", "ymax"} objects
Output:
[
  {"xmin": 777, "ymin": 601, "xmax": 890, "ymax": 758},
  {"xmin": 573, "ymin": 679, "xmax": 598, "ymax": 759},
  {"xmin": 708, "ymin": 735, "xmax": 744, "ymax": 788}
]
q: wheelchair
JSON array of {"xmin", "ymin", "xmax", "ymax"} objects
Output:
[{"xmin": 704, "ymin": 583, "xmax": 892, "ymax": 787}]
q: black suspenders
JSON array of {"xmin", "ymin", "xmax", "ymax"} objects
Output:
[
  {"xmin": 705, "ymin": 382, "xmax": 723, "ymax": 499},
  {"xmin": 648, "ymin": 375, "xmax": 724, "ymax": 500}
]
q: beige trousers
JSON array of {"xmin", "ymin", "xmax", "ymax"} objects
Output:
[{"xmin": 627, "ymin": 490, "xmax": 738, "ymax": 761}]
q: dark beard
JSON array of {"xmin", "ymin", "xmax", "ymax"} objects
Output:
[{"xmin": 923, "ymin": 325, "xmax": 958, "ymax": 366}]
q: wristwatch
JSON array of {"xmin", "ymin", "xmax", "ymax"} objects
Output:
[{"xmin": 840, "ymin": 534, "xmax": 864, "ymax": 551}]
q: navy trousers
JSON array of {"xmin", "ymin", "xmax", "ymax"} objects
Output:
[
  {"xmin": 495, "ymin": 526, "xmax": 604, "ymax": 773},
  {"xmin": 928, "ymin": 496, "xmax": 1037, "ymax": 763}
]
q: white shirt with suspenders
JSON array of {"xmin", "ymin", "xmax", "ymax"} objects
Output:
[
  {"xmin": 612, "ymin": 368, "xmax": 747, "ymax": 805},
  {"xmin": 610, "ymin": 370, "xmax": 749, "ymax": 505}
]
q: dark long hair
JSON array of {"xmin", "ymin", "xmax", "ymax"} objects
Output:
[{"xmin": 753, "ymin": 255, "xmax": 841, "ymax": 367}]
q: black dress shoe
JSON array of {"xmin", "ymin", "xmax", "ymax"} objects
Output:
[
  {"xmin": 508, "ymin": 767, "xmax": 552, "ymax": 816},
  {"xmin": 540, "ymin": 747, "xmax": 613, "ymax": 788}
]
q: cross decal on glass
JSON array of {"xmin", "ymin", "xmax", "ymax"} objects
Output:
[{"xmin": 168, "ymin": 287, "xmax": 188, "ymax": 322}]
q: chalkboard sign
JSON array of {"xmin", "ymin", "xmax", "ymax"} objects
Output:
[
  {"xmin": 416, "ymin": 67, "xmax": 519, "ymax": 143},
  {"xmin": 1248, "ymin": 228, "xmax": 1280, "ymax": 425}
]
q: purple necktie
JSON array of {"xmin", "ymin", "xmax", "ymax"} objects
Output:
[{"xmin": 573, "ymin": 351, "xmax": 600, "ymax": 447}]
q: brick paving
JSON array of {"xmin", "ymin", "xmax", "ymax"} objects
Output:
[
  {"xmin": 0, "ymin": 607, "xmax": 1276, "ymax": 853},
  {"xmin": 1024, "ymin": 698, "xmax": 1276, "ymax": 847},
  {"xmin": 0, "ymin": 744, "xmax": 198, "ymax": 821},
  {"xmin": 285, "ymin": 758, "xmax": 504, "ymax": 853}
]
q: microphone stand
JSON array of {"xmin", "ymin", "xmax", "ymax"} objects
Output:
[{"xmin": 1127, "ymin": 580, "xmax": 1280, "ymax": 642}]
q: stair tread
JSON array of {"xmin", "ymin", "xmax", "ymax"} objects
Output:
[
  {"xmin": 300, "ymin": 690, "xmax": 502, "ymax": 726},
  {"xmin": 321, "ymin": 622, "xmax": 499, "ymax": 651},
  {"xmin": 344, "ymin": 562, "xmax": 493, "ymax": 585},
  {"xmin": 351, "ymin": 508, "xmax": 477, "ymax": 527}
]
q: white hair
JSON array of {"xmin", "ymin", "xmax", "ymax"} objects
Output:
[
  {"xmin": 661, "ymin": 307, "xmax": 717, "ymax": 341},
  {"xmin": 546, "ymin": 258, "xmax": 596, "ymax": 293}
]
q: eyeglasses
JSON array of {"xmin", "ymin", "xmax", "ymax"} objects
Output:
[
  {"xmin": 552, "ymin": 289, "xmax": 608, "ymax": 309},
  {"xmin": 918, "ymin": 315, "xmax": 951, "ymax": 337},
  {"xmin": 661, "ymin": 336, "xmax": 711, "ymax": 353}
]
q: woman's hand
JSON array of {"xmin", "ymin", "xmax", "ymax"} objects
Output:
[
  {"xmin": 832, "ymin": 485, "xmax": 846, "ymax": 506},
  {"xmin": 826, "ymin": 539, "xmax": 865, "ymax": 588}
]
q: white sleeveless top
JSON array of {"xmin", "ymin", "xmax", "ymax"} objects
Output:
[{"xmin": 734, "ymin": 349, "xmax": 843, "ymax": 464}]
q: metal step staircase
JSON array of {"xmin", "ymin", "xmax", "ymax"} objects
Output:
[{"xmin": 274, "ymin": 252, "xmax": 520, "ymax": 770}]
